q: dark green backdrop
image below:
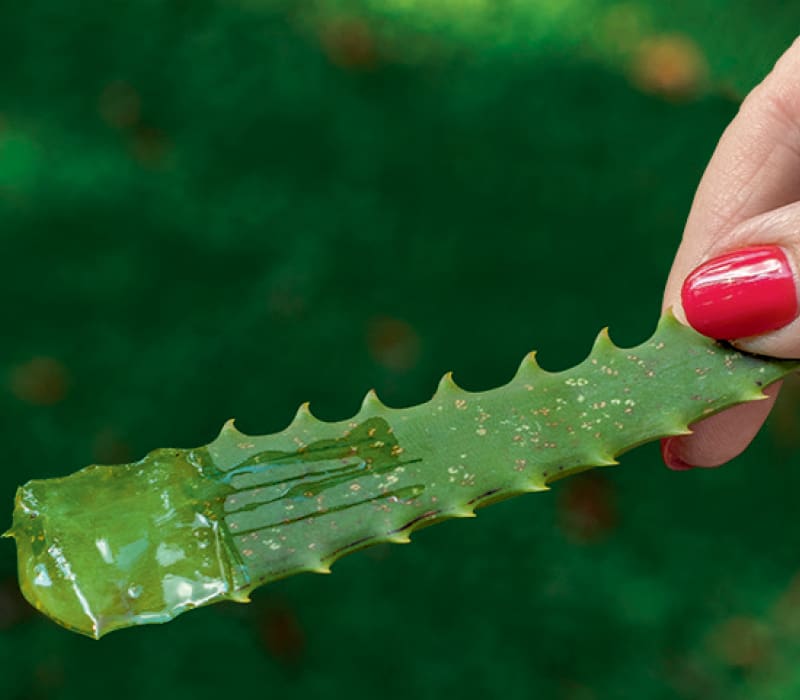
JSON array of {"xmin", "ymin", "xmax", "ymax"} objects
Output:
[{"xmin": 3, "ymin": 2, "xmax": 800, "ymax": 698}]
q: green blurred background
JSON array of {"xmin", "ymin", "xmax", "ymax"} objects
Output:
[{"xmin": 2, "ymin": 2, "xmax": 800, "ymax": 698}]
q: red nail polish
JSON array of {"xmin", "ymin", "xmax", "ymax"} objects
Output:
[
  {"xmin": 681, "ymin": 245, "xmax": 798, "ymax": 339},
  {"xmin": 660, "ymin": 438, "xmax": 693, "ymax": 471}
]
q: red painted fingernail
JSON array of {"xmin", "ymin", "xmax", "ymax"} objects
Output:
[
  {"xmin": 681, "ymin": 245, "xmax": 798, "ymax": 339},
  {"xmin": 660, "ymin": 438, "xmax": 694, "ymax": 471}
]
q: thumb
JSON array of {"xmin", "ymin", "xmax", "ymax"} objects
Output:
[
  {"xmin": 660, "ymin": 205, "xmax": 800, "ymax": 470},
  {"xmin": 679, "ymin": 203, "xmax": 800, "ymax": 357},
  {"xmin": 660, "ymin": 39, "xmax": 800, "ymax": 469}
]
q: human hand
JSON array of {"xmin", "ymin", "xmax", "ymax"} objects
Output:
[{"xmin": 661, "ymin": 37, "xmax": 800, "ymax": 470}]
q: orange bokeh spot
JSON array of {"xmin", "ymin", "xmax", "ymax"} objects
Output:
[
  {"xmin": 259, "ymin": 604, "xmax": 305, "ymax": 664},
  {"xmin": 9, "ymin": 356, "xmax": 69, "ymax": 406},
  {"xmin": 367, "ymin": 316, "xmax": 421, "ymax": 372},
  {"xmin": 321, "ymin": 17, "xmax": 378, "ymax": 70},
  {"xmin": 707, "ymin": 615, "xmax": 772, "ymax": 669},
  {"xmin": 557, "ymin": 472, "xmax": 617, "ymax": 543},
  {"xmin": 633, "ymin": 34, "xmax": 708, "ymax": 100},
  {"xmin": 0, "ymin": 577, "xmax": 35, "ymax": 630}
]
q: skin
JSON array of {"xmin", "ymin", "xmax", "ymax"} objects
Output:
[{"xmin": 662, "ymin": 36, "xmax": 800, "ymax": 467}]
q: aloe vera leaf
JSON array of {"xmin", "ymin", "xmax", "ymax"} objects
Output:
[{"xmin": 5, "ymin": 312, "xmax": 798, "ymax": 639}]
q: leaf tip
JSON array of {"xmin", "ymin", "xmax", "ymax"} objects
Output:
[
  {"xmin": 229, "ymin": 590, "xmax": 252, "ymax": 604},
  {"xmin": 592, "ymin": 453, "xmax": 619, "ymax": 467},
  {"xmin": 218, "ymin": 418, "xmax": 246, "ymax": 439},
  {"xmin": 289, "ymin": 401, "xmax": 316, "ymax": 430},
  {"xmin": 592, "ymin": 327, "xmax": 614, "ymax": 353},
  {"xmin": 386, "ymin": 532, "xmax": 411, "ymax": 544},
  {"xmin": 524, "ymin": 480, "xmax": 549, "ymax": 493},
  {"xmin": 437, "ymin": 371, "xmax": 459, "ymax": 395},
  {"xmin": 660, "ymin": 420, "xmax": 693, "ymax": 438},
  {"xmin": 514, "ymin": 351, "xmax": 541, "ymax": 381},
  {"xmin": 359, "ymin": 388, "xmax": 386, "ymax": 415}
]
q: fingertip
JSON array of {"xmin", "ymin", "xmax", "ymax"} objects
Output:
[
  {"xmin": 680, "ymin": 245, "xmax": 798, "ymax": 341},
  {"xmin": 661, "ymin": 392, "xmax": 777, "ymax": 471},
  {"xmin": 660, "ymin": 437, "xmax": 694, "ymax": 471}
]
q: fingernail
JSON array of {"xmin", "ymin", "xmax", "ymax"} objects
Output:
[
  {"xmin": 660, "ymin": 438, "xmax": 694, "ymax": 471},
  {"xmin": 681, "ymin": 245, "xmax": 798, "ymax": 339}
]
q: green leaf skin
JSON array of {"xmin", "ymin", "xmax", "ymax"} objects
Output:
[{"xmin": 5, "ymin": 313, "xmax": 799, "ymax": 638}]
